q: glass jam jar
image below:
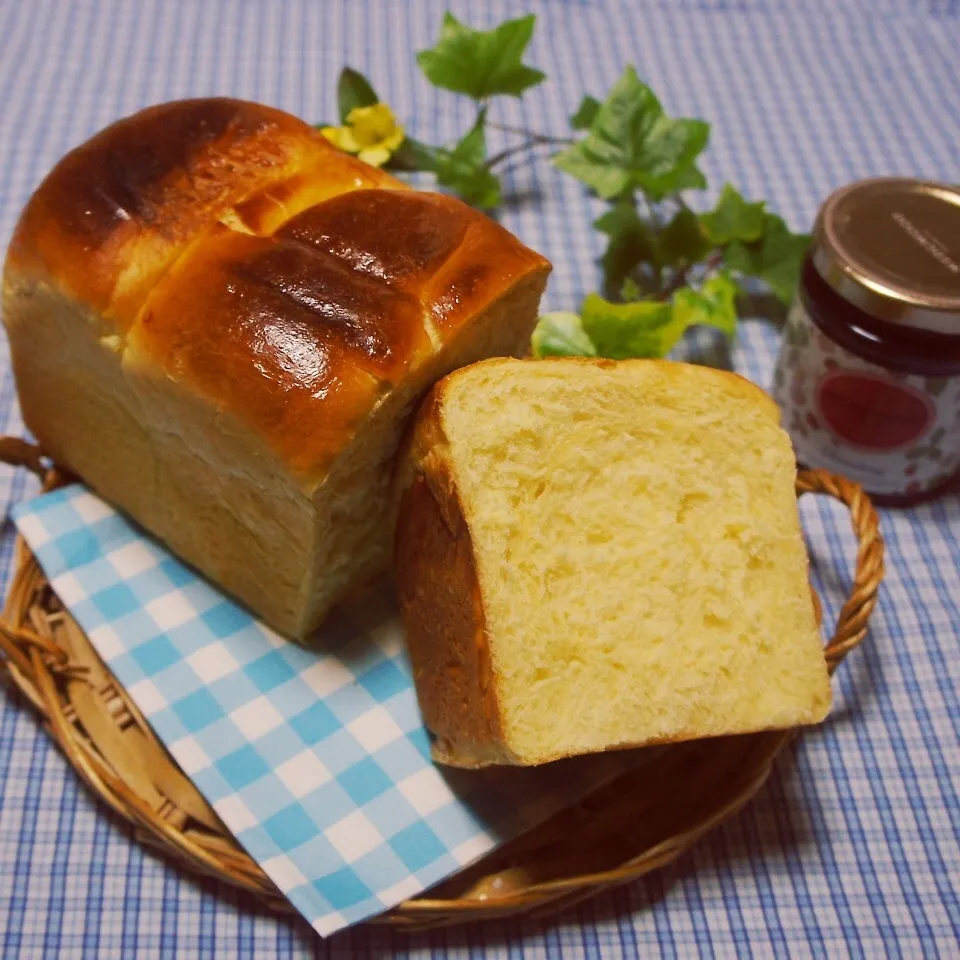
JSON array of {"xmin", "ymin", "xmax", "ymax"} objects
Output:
[{"xmin": 772, "ymin": 178, "xmax": 960, "ymax": 506}]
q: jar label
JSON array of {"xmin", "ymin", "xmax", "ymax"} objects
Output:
[
  {"xmin": 772, "ymin": 299, "xmax": 960, "ymax": 497},
  {"xmin": 816, "ymin": 371, "xmax": 936, "ymax": 450}
]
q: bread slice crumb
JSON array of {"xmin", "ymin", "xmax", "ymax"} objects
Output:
[{"xmin": 395, "ymin": 357, "xmax": 831, "ymax": 767}]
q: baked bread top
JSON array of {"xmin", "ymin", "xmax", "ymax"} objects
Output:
[{"xmin": 5, "ymin": 98, "xmax": 549, "ymax": 485}]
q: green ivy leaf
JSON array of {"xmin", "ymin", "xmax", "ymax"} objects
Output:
[
  {"xmin": 594, "ymin": 200, "xmax": 657, "ymax": 298},
  {"xmin": 433, "ymin": 109, "xmax": 501, "ymax": 208},
  {"xmin": 570, "ymin": 95, "xmax": 601, "ymax": 130},
  {"xmin": 700, "ymin": 184, "xmax": 766, "ymax": 245},
  {"xmin": 580, "ymin": 293, "xmax": 681, "ymax": 359},
  {"xmin": 384, "ymin": 136, "xmax": 441, "ymax": 172},
  {"xmin": 416, "ymin": 12, "xmax": 545, "ymax": 100},
  {"xmin": 671, "ymin": 272, "xmax": 740, "ymax": 339},
  {"xmin": 531, "ymin": 282, "xmax": 740, "ymax": 362},
  {"xmin": 337, "ymin": 67, "xmax": 380, "ymax": 122},
  {"xmin": 656, "ymin": 208, "xmax": 711, "ymax": 267},
  {"xmin": 671, "ymin": 165, "xmax": 711, "ymax": 193},
  {"xmin": 725, "ymin": 213, "xmax": 810, "ymax": 304},
  {"xmin": 531, "ymin": 312, "xmax": 598, "ymax": 358},
  {"xmin": 554, "ymin": 66, "xmax": 709, "ymax": 201},
  {"xmin": 621, "ymin": 277, "xmax": 642, "ymax": 301},
  {"xmin": 553, "ymin": 147, "xmax": 634, "ymax": 201}
]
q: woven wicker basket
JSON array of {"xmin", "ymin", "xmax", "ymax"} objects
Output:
[{"xmin": 0, "ymin": 437, "xmax": 884, "ymax": 932}]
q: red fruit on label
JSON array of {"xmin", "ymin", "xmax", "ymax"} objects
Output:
[{"xmin": 816, "ymin": 371, "xmax": 935, "ymax": 451}]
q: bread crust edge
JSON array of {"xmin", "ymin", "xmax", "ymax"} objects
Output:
[{"xmin": 393, "ymin": 385, "xmax": 519, "ymax": 768}]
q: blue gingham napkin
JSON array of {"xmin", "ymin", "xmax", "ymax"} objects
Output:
[{"xmin": 12, "ymin": 484, "xmax": 644, "ymax": 936}]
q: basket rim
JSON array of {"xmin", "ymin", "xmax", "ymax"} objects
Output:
[{"xmin": 0, "ymin": 438, "xmax": 885, "ymax": 931}]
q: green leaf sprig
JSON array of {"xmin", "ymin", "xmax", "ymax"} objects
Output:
[
  {"xmin": 416, "ymin": 12, "xmax": 546, "ymax": 99},
  {"xmin": 318, "ymin": 14, "xmax": 567, "ymax": 197},
  {"xmin": 318, "ymin": 12, "xmax": 811, "ymax": 364}
]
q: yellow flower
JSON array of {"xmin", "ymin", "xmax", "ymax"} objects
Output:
[{"xmin": 321, "ymin": 103, "xmax": 405, "ymax": 168}]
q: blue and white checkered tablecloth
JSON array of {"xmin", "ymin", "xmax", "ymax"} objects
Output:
[
  {"xmin": 1, "ymin": 0, "xmax": 958, "ymax": 957},
  {"xmin": 8, "ymin": 484, "xmax": 645, "ymax": 938}
]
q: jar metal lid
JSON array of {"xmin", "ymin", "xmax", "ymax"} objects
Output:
[{"xmin": 811, "ymin": 177, "xmax": 960, "ymax": 336}]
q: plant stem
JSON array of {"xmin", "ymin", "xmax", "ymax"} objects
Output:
[
  {"xmin": 638, "ymin": 193, "xmax": 662, "ymax": 230},
  {"xmin": 657, "ymin": 250, "xmax": 724, "ymax": 300},
  {"xmin": 704, "ymin": 249, "xmax": 724, "ymax": 272},
  {"xmin": 488, "ymin": 122, "xmax": 574, "ymax": 146},
  {"xmin": 658, "ymin": 267, "xmax": 691, "ymax": 301},
  {"xmin": 485, "ymin": 138, "xmax": 559, "ymax": 170}
]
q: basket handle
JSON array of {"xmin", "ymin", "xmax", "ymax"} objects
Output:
[
  {"xmin": 795, "ymin": 468, "xmax": 884, "ymax": 675},
  {"xmin": 0, "ymin": 439, "xmax": 884, "ymax": 675},
  {"xmin": 0, "ymin": 436, "xmax": 48, "ymax": 478}
]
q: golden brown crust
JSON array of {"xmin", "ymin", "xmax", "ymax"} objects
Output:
[
  {"xmin": 393, "ymin": 387, "xmax": 514, "ymax": 767},
  {"xmin": 228, "ymin": 152, "xmax": 403, "ymax": 237},
  {"xmin": 6, "ymin": 98, "xmax": 334, "ymax": 324},
  {"xmin": 5, "ymin": 98, "xmax": 551, "ymax": 489},
  {"xmin": 130, "ymin": 223, "xmax": 432, "ymax": 480},
  {"xmin": 277, "ymin": 190, "xmax": 469, "ymax": 291},
  {"xmin": 278, "ymin": 189, "xmax": 549, "ymax": 345},
  {"xmin": 416, "ymin": 204, "xmax": 547, "ymax": 338},
  {"xmin": 128, "ymin": 187, "xmax": 548, "ymax": 484}
]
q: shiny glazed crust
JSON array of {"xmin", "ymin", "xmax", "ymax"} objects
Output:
[{"xmin": 5, "ymin": 98, "xmax": 549, "ymax": 487}]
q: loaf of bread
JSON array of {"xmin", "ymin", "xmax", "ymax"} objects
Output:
[
  {"xmin": 394, "ymin": 358, "xmax": 831, "ymax": 767},
  {"xmin": 2, "ymin": 98, "xmax": 550, "ymax": 639}
]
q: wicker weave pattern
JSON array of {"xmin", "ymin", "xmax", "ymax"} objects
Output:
[{"xmin": 0, "ymin": 438, "xmax": 884, "ymax": 931}]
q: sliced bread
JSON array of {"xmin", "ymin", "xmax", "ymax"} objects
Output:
[{"xmin": 393, "ymin": 357, "xmax": 831, "ymax": 767}]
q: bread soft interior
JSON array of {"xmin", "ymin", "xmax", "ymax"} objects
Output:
[{"xmin": 440, "ymin": 359, "xmax": 831, "ymax": 764}]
